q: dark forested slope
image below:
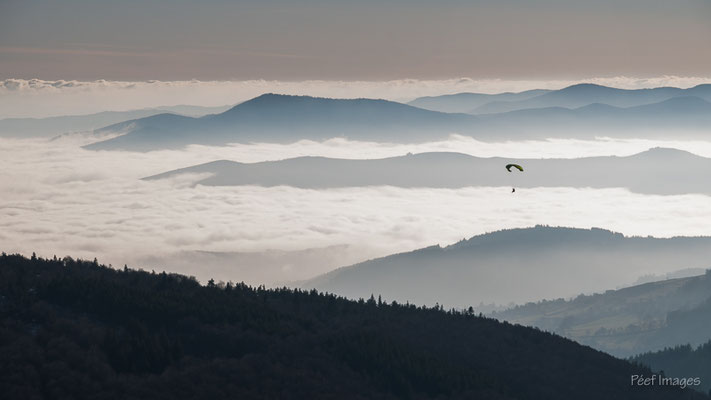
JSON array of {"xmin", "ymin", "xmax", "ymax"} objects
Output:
[
  {"xmin": 632, "ymin": 341, "xmax": 711, "ymax": 394},
  {"xmin": 0, "ymin": 253, "xmax": 704, "ymax": 400}
]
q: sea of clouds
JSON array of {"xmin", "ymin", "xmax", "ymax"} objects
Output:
[
  {"xmin": 3, "ymin": 134, "xmax": 711, "ymax": 285},
  {"xmin": 2, "ymin": 75, "xmax": 710, "ymax": 285}
]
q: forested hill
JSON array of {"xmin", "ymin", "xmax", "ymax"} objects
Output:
[
  {"xmin": 0, "ymin": 254, "xmax": 705, "ymax": 400},
  {"xmin": 632, "ymin": 341, "xmax": 711, "ymax": 394}
]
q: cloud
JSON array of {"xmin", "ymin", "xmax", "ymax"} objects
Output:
[
  {"xmin": 3, "ymin": 136, "xmax": 711, "ymax": 285},
  {"xmin": 1, "ymin": 76, "xmax": 710, "ymax": 118}
]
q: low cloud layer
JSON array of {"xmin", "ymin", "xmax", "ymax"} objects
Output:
[
  {"xmin": 3, "ymin": 136, "xmax": 711, "ymax": 285},
  {"xmin": 2, "ymin": 76, "xmax": 710, "ymax": 118},
  {"xmin": 66, "ymin": 134, "xmax": 711, "ymax": 163}
]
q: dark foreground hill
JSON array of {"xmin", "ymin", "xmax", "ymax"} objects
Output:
[{"xmin": 0, "ymin": 253, "xmax": 704, "ymax": 400}]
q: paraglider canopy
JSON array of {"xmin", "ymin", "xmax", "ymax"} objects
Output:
[{"xmin": 505, "ymin": 163, "xmax": 524, "ymax": 172}]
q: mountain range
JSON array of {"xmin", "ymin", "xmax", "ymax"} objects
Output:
[
  {"xmin": 145, "ymin": 147, "xmax": 711, "ymax": 196},
  {"xmin": 84, "ymin": 94, "xmax": 478, "ymax": 151},
  {"xmin": 473, "ymin": 96, "xmax": 711, "ymax": 138},
  {"xmin": 85, "ymin": 85, "xmax": 711, "ymax": 151},
  {"xmin": 410, "ymin": 83, "xmax": 711, "ymax": 114},
  {"xmin": 407, "ymin": 88, "xmax": 551, "ymax": 113}
]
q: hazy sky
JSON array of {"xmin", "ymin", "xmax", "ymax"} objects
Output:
[{"xmin": 1, "ymin": 0, "xmax": 710, "ymax": 80}]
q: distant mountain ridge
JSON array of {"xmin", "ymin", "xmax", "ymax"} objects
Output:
[
  {"xmin": 85, "ymin": 94, "xmax": 479, "ymax": 151},
  {"xmin": 303, "ymin": 226, "xmax": 711, "ymax": 309},
  {"xmin": 85, "ymin": 87, "xmax": 711, "ymax": 151},
  {"xmin": 407, "ymin": 89, "xmax": 551, "ymax": 113},
  {"xmin": 145, "ymin": 147, "xmax": 711, "ymax": 195},
  {"xmin": 472, "ymin": 95, "xmax": 711, "ymax": 138},
  {"xmin": 470, "ymin": 83, "xmax": 711, "ymax": 114}
]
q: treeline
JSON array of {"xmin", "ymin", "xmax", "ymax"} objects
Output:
[{"xmin": 0, "ymin": 252, "xmax": 705, "ymax": 399}]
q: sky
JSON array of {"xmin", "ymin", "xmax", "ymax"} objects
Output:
[{"xmin": 1, "ymin": 0, "xmax": 710, "ymax": 81}]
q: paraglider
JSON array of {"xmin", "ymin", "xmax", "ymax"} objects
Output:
[
  {"xmin": 505, "ymin": 163, "xmax": 523, "ymax": 193},
  {"xmin": 505, "ymin": 164, "xmax": 524, "ymax": 172}
]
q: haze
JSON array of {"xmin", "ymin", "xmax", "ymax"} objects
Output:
[{"xmin": 2, "ymin": 0, "xmax": 710, "ymax": 81}]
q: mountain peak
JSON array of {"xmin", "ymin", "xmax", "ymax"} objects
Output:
[
  {"xmin": 236, "ymin": 92, "xmax": 309, "ymax": 105},
  {"xmin": 223, "ymin": 93, "xmax": 395, "ymax": 114},
  {"xmin": 559, "ymin": 83, "xmax": 615, "ymax": 92},
  {"xmin": 253, "ymin": 92, "xmax": 305, "ymax": 100},
  {"xmin": 629, "ymin": 147, "xmax": 701, "ymax": 160}
]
